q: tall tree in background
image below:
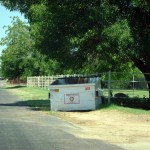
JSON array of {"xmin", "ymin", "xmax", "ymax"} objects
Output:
[
  {"xmin": 0, "ymin": 17, "xmax": 33, "ymax": 80},
  {"xmin": 106, "ymin": 0, "xmax": 150, "ymax": 94},
  {"xmin": 0, "ymin": 0, "xmax": 150, "ymax": 95},
  {"xmin": 0, "ymin": 0, "xmax": 134, "ymax": 72},
  {"xmin": 0, "ymin": 17, "xmax": 60, "ymax": 80}
]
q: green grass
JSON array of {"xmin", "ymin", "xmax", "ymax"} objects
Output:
[
  {"xmin": 104, "ymin": 89, "xmax": 149, "ymax": 98},
  {"xmin": 113, "ymin": 89, "xmax": 149, "ymax": 98},
  {"xmin": 3, "ymin": 85, "xmax": 50, "ymax": 111},
  {"xmin": 4, "ymin": 85, "xmax": 48, "ymax": 99},
  {"xmin": 101, "ymin": 104, "xmax": 150, "ymax": 115},
  {"xmin": 2, "ymin": 85, "xmax": 150, "ymax": 114}
]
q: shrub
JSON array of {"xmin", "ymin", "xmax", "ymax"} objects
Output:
[{"xmin": 111, "ymin": 97, "xmax": 150, "ymax": 110}]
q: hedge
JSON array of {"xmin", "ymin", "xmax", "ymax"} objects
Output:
[{"xmin": 111, "ymin": 97, "xmax": 150, "ymax": 110}]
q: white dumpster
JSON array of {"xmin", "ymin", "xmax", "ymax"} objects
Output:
[{"xmin": 49, "ymin": 77, "xmax": 103, "ymax": 111}]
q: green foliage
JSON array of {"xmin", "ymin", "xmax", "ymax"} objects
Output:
[
  {"xmin": 24, "ymin": 0, "xmax": 140, "ymax": 74},
  {"xmin": 0, "ymin": 17, "xmax": 31, "ymax": 79},
  {"xmin": 0, "ymin": 0, "xmax": 136, "ymax": 73},
  {"xmin": 0, "ymin": 1, "xmax": 150, "ymax": 97},
  {"xmin": 132, "ymin": 0, "xmax": 150, "ymax": 11},
  {"xmin": 0, "ymin": 66, "xmax": 2, "ymax": 77},
  {"xmin": 0, "ymin": 17, "xmax": 61, "ymax": 80},
  {"xmin": 101, "ymin": 104, "xmax": 150, "ymax": 114},
  {"xmin": 111, "ymin": 97, "xmax": 150, "ymax": 110}
]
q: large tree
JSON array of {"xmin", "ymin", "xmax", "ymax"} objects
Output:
[
  {"xmin": 0, "ymin": 0, "xmax": 132, "ymax": 70},
  {"xmin": 0, "ymin": 17, "xmax": 60, "ymax": 80},
  {"xmin": 106, "ymin": 0, "xmax": 150, "ymax": 94},
  {"xmin": 0, "ymin": 0, "xmax": 150, "ymax": 95},
  {"xmin": 0, "ymin": 17, "xmax": 33, "ymax": 79}
]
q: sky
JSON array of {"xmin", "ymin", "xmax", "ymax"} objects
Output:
[{"xmin": 0, "ymin": 4, "xmax": 27, "ymax": 55}]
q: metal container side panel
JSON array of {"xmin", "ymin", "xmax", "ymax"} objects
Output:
[
  {"xmin": 49, "ymin": 83, "xmax": 95, "ymax": 89},
  {"xmin": 50, "ymin": 84, "xmax": 96, "ymax": 111},
  {"xmin": 49, "ymin": 84, "xmax": 95, "ymax": 96},
  {"xmin": 94, "ymin": 80, "xmax": 102, "ymax": 109},
  {"xmin": 51, "ymin": 100, "xmax": 95, "ymax": 111},
  {"xmin": 95, "ymin": 97, "xmax": 102, "ymax": 109},
  {"xmin": 95, "ymin": 79, "xmax": 101, "ymax": 91}
]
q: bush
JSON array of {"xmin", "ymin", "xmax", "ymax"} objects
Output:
[{"xmin": 111, "ymin": 97, "xmax": 150, "ymax": 110}]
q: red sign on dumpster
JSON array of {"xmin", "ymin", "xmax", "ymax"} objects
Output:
[
  {"xmin": 85, "ymin": 86, "xmax": 90, "ymax": 90},
  {"xmin": 64, "ymin": 93, "xmax": 80, "ymax": 104}
]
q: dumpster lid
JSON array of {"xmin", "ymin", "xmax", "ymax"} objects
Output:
[{"xmin": 51, "ymin": 77, "xmax": 101, "ymax": 85}]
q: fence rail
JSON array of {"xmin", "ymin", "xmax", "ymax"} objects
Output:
[
  {"xmin": 27, "ymin": 74, "xmax": 85, "ymax": 88},
  {"xmin": 27, "ymin": 72, "xmax": 150, "ymax": 99}
]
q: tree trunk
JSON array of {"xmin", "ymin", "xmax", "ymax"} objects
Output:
[
  {"xmin": 132, "ymin": 58, "xmax": 150, "ymax": 98},
  {"xmin": 143, "ymin": 73, "xmax": 150, "ymax": 98}
]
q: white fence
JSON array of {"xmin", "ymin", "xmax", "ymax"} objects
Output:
[
  {"xmin": 27, "ymin": 72, "xmax": 150, "ymax": 98},
  {"xmin": 27, "ymin": 74, "xmax": 84, "ymax": 88}
]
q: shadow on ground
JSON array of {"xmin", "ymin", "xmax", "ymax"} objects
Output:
[
  {"xmin": 0, "ymin": 99, "xmax": 50, "ymax": 111},
  {"xmin": 0, "ymin": 98, "xmax": 112, "ymax": 112},
  {"xmin": 3, "ymin": 85, "xmax": 27, "ymax": 89},
  {"xmin": 27, "ymin": 99, "xmax": 50, "ymax": 111}
]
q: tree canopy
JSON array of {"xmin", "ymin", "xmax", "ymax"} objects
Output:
[
  {"xmin": 0, "ymin": 0, "xmax": 150, "ymax": 91},
  {"xmin": 0, "ymin": 17, "xmax": 32, "ymax": 79},
  {"xmin": 0, "ymin": 17, "xmax": 60, "ymax": 80}
]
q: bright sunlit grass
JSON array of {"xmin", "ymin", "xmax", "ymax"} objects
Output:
[
  {"xmin": 4, "ymin": 85, "xmax": 49, "ymax": 100},
  {"xmin": 2, "ymin": 85, "xmax": 150, "ymax": 114},
  {"xmin": 3, "ymin": 85, "xmax": 50, "ymax": 111},
  {"xmin": 101, "ymin": 104, "xmax": 150, "ymax": 115}
]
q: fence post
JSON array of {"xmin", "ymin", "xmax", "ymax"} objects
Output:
[
  {"xmin": 27, "ymin": 77, "xmax": 29, "ymax": 87},
  {"xmin": 108, "ymin": 71, "xmax": 111, "ymax": 104},
  {"xmin": 133, "ymin": 73, "xmax": 135, "ymax": 97}
]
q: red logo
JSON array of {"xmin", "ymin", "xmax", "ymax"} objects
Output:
[
  {"xmin": 85, "ymin": 86, "xmax": 90, "ymax": 90},
  {"xmin": 69, "ymin": 97, "xmax": 74, "ymax": 102}
]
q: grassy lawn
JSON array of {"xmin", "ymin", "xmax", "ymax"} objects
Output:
[
  {"xmin": 101, "ymin": 104, "xmax": 150, "ymax": 115},
  {"xmin": 2, "ymin": 85, "xmax": 150, "ymax": 114},
  {"xmin": 3, "ymin": 85, "xmax": 50, "ymax": 111},
  {"xmin": 103, "ymin": 89, "xmax": 149, "ymax": 98},
  {"xmin": 113, "ymin": 89, "xmax": 149, "ymax": 98}
]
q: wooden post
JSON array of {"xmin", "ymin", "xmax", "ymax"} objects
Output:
[
  {"xmin": 108, "ymin": 71, "xmax": 111, "ymax": 104},
  {"xmin": 133, "ymin": 73, "xmax": 135, "ymax": 97}
]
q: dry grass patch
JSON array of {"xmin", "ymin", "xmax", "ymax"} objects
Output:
[{"xmin": 53, "ymin": 107, "xmax": 150, "ymax": 150}]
